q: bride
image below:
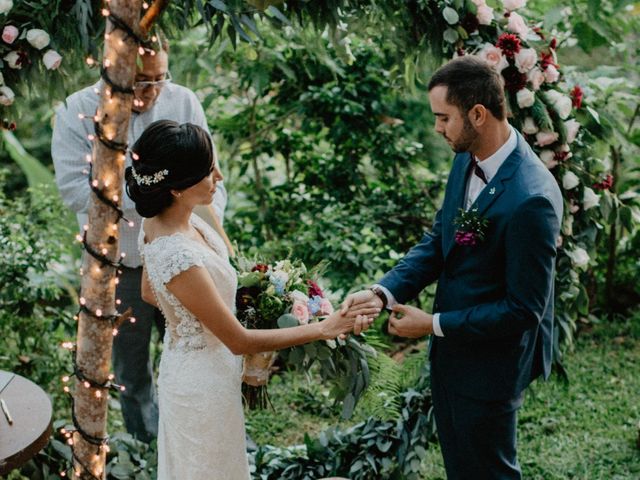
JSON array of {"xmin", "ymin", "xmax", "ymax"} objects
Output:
[{"xmin": 125, "ymin": 120, "xmax": 376, "ymax": 479}]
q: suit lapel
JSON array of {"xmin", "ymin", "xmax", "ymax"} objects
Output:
[{"xmin": 443, "ymin": 154, "xmax": 472, "ymax": 259}]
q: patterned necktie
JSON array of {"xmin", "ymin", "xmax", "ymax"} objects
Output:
[{"xmin": 474, "ymin": 162, "xmax": 488, "ymax": 184}]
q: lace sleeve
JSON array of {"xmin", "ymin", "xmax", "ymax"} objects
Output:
[{"xmin": 147, "ymin": 236, "xmax": 205, "ymax": 286}]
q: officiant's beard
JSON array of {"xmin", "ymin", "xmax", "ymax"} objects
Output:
[{"xmin": 449, "ymin": 116, "xmax": 479, "ymax": 153}]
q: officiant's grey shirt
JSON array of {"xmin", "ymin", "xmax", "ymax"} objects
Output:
[{"xmin": 52, "ymin": 81, "xmax": 227, "ymax": 268}]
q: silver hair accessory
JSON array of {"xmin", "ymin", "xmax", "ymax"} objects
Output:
[{"xmin": 132, "ymin": 167, "xmax": 169, "ymax": 186}]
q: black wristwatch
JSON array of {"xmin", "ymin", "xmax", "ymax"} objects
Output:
[{"xmin": 369, "ymin": 285, "xmax": 388, "ymax": 310}]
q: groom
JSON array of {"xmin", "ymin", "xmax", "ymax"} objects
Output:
[{"xmin": 343, "ymin": 56, "xmax": 562, "ymax": 479}]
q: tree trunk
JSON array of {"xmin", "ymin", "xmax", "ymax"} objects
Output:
[{"xmin": 73, "ymin": 2, "xmax": 142, "ymax": 478}]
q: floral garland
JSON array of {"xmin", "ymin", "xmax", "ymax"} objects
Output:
[{"xmin": 0, "ymin": 1, "xmax": 63, "ymax": 129}]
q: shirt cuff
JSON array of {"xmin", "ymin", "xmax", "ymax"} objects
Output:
[
  {"xmin": 372, "ymin": 284, "xmax": 397, "ymax": 310},
  {"xmin": 433, "ymin": 313, "xmax": 444, "ymax": 337}
]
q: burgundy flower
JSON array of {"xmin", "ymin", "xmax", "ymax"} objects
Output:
[
  {"xmin": 539, "ymin": 51, "xmax": 556, "ymax": 70},
  {"xmin": 252, "ymin": 263, "xmax": 269, "ymax": 273},
  {"xmin": 455, "ymin": 231, "xmax": 478, "ymax": 246},
  {"xmin": 496, "ymin": 33, "xmax": 521, "ymax": 58},
  {"xmin": 307, "ymin": 280, "xmax": 324, "ymax": 298},
  {"xmin": 461, "ymin": 13, "xmax": 480, "ymax": 35},
  {"xmin": 502, "ymin": 66, "xmax": 528, "ymax": 94},
  {"xmin": 593, "ymin": 174, "xmax": 614, "ymax": 191},
  {"xmin": 554, "ymin": 150, "xmax": 571, "ymax": 163},
  {"xmin": 570, "ymin": 85, "xmax": 584, "ymax": 109},
  {"xmin": 549, "ymin": 38, "xmax": 557, "ymax": 50}
]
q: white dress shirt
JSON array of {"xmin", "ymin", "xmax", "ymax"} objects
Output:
[{"xmin": 378, "ymin": 126, "xmax": 517, "ymax": 337}]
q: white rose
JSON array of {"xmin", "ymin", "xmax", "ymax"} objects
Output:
[
  {"xmin": 471, "ymin": 0, "xmax": 486, "ymax": 5},
  {"xmin": 26, "ymin": 29, "xmax": 50, "ymax": 50},
  {"xmin": 503, "ymin": 0, "xmax": 526, "ymax": 10},
  {"xmin": 477, "ymin": 43, "xmax": 509, "ymax": 72},
  {"xmin": 545, "ymin": 90, "xmax": 571, "ymax": 119},
  {"xmin": 0, "ymin": 71, "xmax": 4, "ymax": 85},
  {"xmin": 477, "ymin": 5, "xmax": 494, "ymax": 25},
  {"xmin": 507, "ymin": 12, "xmax": 529, "ymax": 38},
  {"xmin": 0, "ymin": 85, "xmax": 14, "ymax": 106},
  {"xmin": 562, "ymin": 171, "xmax": 580, "ymax": 190},
  {"xmin": 42, "ymin": 49, "xmax": 62, "ymax": 70},
  {"xmin": 582, "ymin": 187, "xmax": 600, "ymax": 211},
  {"xmin": 515, "ymin": 48, "xmax": 537, "ymax": 73},
  {"xmin": 522, "ymin": 117, "xmax": 539, "ymax": 135},
  {"xmin": 565, "ymin": 119, "xmax": 580, "ymax": 144},
  {"xmin": 539, "ymin": 150, "xmax": 557, "ymax": 169},
  {"xmin": 566, "ymin": 246, "xmax": 590, "ymax": 268},
  {"xmin": 0, "ymin": 0, "xmax": 13, "ymax": 15},
  {"xmin": 516, "ymin": 88, "xmax": 535, "ymax": 108},
  {"xmin": 3, "ymin": 51, "xmax": 21, "ymax": 69},
  {"xmin": 290, "ymin": 290, "xmax": 309, "ymax": 303},
  {"xmin": 527, "ymin": 67, "xmax": 545, "ymax": 91}
]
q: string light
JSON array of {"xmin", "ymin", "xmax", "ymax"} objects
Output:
[{"xmin": 63, "ymin": 9, "xmax": 159, "ymax": 477}]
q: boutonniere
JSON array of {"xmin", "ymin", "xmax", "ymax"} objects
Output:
[{"xmin": 454, "ymin": 208, "xmax": 488, "ymax": 246}]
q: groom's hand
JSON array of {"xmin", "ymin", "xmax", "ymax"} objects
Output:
[
  {"xmin": 340, "ymin": 290, "xmax": 383, "ymax": 318},
  {"xmin": 388, "ymin": 304, "xmax": 433, "ymax": 338}
]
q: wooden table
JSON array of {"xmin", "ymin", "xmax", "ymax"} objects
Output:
[{"xmin": 0, "ymin": 370, "xmax": 52, "ymax": 475}]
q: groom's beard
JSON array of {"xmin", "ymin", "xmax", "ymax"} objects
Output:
[{"xmin": 450, "ymin": 117, "xmax": 479, "ymax": 153}]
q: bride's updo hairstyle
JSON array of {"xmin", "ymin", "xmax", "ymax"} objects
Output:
[{"xmin": 125, "ymin": 120, "xmax": 213, "ymax": 218}]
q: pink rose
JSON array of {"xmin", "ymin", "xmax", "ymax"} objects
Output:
[
  {"xmin": 291, "ymin": 301, "xmax": 310, "ymax": 325},
  {"xmin": 515, "ymin": 47, "xmax": 537, "ymax": 73},
  {"xmin": 507, "ymin": 12, "xmax": 529, "ymax": 38},
  {"xmin": 476, "ymin": 5, "xmax": 494, "ymax": 25},
  {"xmin": 319, "ymin": 298, "xmax": 334, "ymax": 316},
  {"xmin": 535, "ymin": 130, "xmax": 559, "ymax": 147},
  {"xmin": 43, "ymin": 49, "xmax": 62, "ymax": 70},
  {"xmin": 544, "ymin": 64, "xmax": 560, "ymax": 83},
  {"xmin": 477, "ymin": 43, "xmax": 508, "ymax": 72},
  {"xmin": 527, "ymin": 67, "xmax": 545, "ymax": 91},
  {"xmin": 565, "ymin": 119, "xmax": 580, "ymax": 144},
  {"xmin": 2, "ymin": 25, "xmax": 18, "ymax": 44},
  {"xmin": 503, "ymin": 0, "xmax": 526, "ymax": 10}
]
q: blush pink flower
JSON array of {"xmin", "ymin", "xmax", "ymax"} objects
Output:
[
  {"xmin": 291, "ymin": 301, "xmax": 310, "ymax": 325},
  {"xmin": 42, "ymin": 49, "xmax": 62, "ymax": 70},
  {"xmin": 515, "ymin": 47, "xmax": 537, "ymax": 73},
  {"xmin": 507, "ymin": 12, "xmax": 529, "ymax": 38},
  {"xmin": 544, "ymin": 64, "xmax": 560, "ymax": 83},
  {"xmin": 527, "ymin": 67, "xmax": 545, "ymax": 90},
  {"xmin": 476, "ymin": 5, "xmax": 494, "ymax": 25},
  {"xmin": 477, "ymin": 43, "xmax": 509, "ymax": 71},
  {"xmin": 319, "ymin": 299, "xmax": 334, "ymax": 316},
  {"xmin": 535, "ymin": 130, "xmax": 559, "ymax": 147},
  {"xmin": 2, "ymin": 25, "xmax": 18, "ymax": 44}
]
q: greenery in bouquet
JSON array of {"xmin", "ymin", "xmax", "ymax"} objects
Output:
[{"xmin": 235, "ymin": 255, "xmax": 375, "ymax": 419}]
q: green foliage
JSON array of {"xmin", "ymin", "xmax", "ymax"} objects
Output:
[{"xmin": 249, "ymin": 364, "xmax": 434, "ymax": 479}]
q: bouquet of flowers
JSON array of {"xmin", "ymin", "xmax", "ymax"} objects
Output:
[{"xmin": 235, "ymin": 255, "xmax": 375, "ymax": 417}]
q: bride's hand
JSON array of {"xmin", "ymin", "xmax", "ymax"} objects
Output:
[{"xmin": 320, "ymin": 312, "xmax": 372, "ymax": 340}]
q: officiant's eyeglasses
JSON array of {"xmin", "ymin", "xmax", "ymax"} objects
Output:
[{"xmin": 134, "ymin": 71, "xmax": 172, "ymax": 90}]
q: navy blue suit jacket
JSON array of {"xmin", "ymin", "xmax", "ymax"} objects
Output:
[{"xmin": 379, "ymin": 131, "xmax": 563, "ymax": 401}]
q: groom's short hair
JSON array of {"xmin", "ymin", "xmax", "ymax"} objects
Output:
[{"xmin": 428, "ymin": 56, "xmax": 506, "ymax": 121}]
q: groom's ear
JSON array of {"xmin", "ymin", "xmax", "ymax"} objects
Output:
[{"xmin": 467, "ymin": 104, "xmax": 488, "ymax": 128}]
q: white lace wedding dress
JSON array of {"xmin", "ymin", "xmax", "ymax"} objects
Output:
[{"xmin": 139, "ymin": 214, "xmax": 250, "ymax": 479}]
